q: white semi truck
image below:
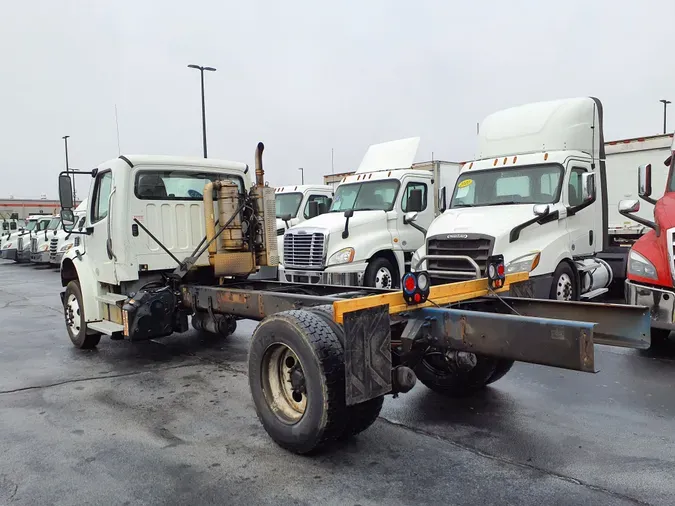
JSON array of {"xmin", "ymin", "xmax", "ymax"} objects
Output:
[
  {"xmin": 1, "ymin": 214, "xmax": 52, "ymax": 262},
  {"xmin": 49, "ymin": 201, "xmax": 88, "ymax": 267},
  {"xmin": 411, "ymin": 96, "xmax": 655, "ymax": 301},
  {"xmin": 279, "ymin": 137, "xmax": 461, "ymax": 288},
  {"xmin": 30, "ymin": 215, "xmax": 62, "ymax": 264}
]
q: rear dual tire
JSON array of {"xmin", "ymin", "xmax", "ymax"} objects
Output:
[{"xmin": 248, "ymin": 309, "xmax": 383, "ymax": 454}]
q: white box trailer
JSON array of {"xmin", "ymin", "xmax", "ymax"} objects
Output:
[{"xmin": 605, "ymin": 133, "xmax": 673, "ymax": 243}]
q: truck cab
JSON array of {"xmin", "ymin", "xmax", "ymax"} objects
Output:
[
  {"xmin": 412, "ymin": 97, "xmax": 615, "ymax": 302},
  {"xmin": 30, "ymin": 216, "xmax": 62, "ymax": 264},
  {"xmin": 621, "ymin": 134, "xmax": 675, "ymax": 344},
  {"xmin": 58, "ymin": 154, "xmax": 254, "ymax": 338},
  {"xmin": 274, "ymin": 184, "xmax": 333, "ymax": 261},
  {"xmin": 278, "ymin": 138, "xmax": 459, "ymax": 289},
  {"xmin": 50, "ymin": 202, "xmax": 87, "ymax": 267},
  {"xmin": 1, "ymin": 217, "xmax": 38, "ymax": 260}
]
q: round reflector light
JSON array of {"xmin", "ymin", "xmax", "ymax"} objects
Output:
[
  {"xmin": 417, "ymin": 272, "xmax": 429, "ymax": 291},
  {"xmin": 403, "ymin": 273, "xmax": 416, "ymax": 292}
]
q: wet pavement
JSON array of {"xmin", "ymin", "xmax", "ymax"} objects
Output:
[{"xmin": 0, "ymin": 260, "xmax": 674, "ymax": 505}]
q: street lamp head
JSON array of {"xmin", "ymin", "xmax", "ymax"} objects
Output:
[
  {"xmin": 62, "ymin": 135, "xmax": 70, "ymax": 140},
  {"xmin": 188, "ymin": 64, "xmax": 201, "ymax": 70},
  {"xmin": 660, "ymin": 99, "xmax": 672, "ymax": 105},
  {"xmin": 203, "ymin": 66, "xmax": 217, "ymax": 72}
]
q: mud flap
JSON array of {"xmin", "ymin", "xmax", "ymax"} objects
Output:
[{"xmin": 342, "ymin": 305, "xmax": 392, "ymax": 406}]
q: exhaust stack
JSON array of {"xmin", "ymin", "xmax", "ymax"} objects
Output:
[{"xmin": 255, "ymin": 142, "xmax": 265, "ymax": 186}]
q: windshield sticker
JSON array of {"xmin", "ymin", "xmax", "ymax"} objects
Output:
[{"xmin": 457, "ymin": 179, "xmax": 473, "ymax": 189}]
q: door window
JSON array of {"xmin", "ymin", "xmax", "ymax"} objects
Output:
[
  {"xmin": 568, "ymin": 168, "xmax": 587, "ymax": 207},
  {"xmin": 92, "ymin": 172, "xmax": 113, "ymax": 223},
  {"xmin": 401, "ymin": 182, "xmax": 428, "ymax": 212},
  {"xmin": 303, "ymin": 195, "xmax": 332, "ymax": 219}
]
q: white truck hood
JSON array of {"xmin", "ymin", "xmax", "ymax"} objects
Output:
[
  {"xmin": 427, "ymin": 205, "xmax": 538, "ymax": 239},
  {"xmin": 292, "ymin": 210, "xmax": 388, "ymax": 235}
]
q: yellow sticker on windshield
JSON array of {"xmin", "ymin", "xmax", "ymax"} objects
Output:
[{"xmin": 457, "ymin": 179, "xmax": 473, "ymax": 188}]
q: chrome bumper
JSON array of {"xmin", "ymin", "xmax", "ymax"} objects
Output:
[
  {"xmin": 31, "ymin": 251, "xmax": 50, "ymax": 263},
  {"xmin": 50, "ymin": 251, "xmax": 64, "ymax": 265},
  {"xmin": 279, "ymin": 265, "xmax": 365, "ymax": 286},
  {"xmin": 625, "ymin": 280, "xmax": 675, "ymax": 329},
  {"xmin": 18, "ymin": 249, "xmax": 31, "ymax": 262},
  {"xmin": 1, "ymin": 248, "xmax": 17, "ymax": 260}
]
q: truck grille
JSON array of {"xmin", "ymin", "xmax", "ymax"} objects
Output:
[
  {"xmin": 426, "ymin": 234, "xmax": 494, "ymax": 284},
  {"xmin": 30, "ymin": 238, "xmax": 38, "ymax": 253},
  {"xmin": 283, "ymin": 231, "xmax": 326, "ymax": 269},
  {"xmin": 49, "ymin": 238, "xmax": 59, "ymax": 261},
  {"xmin": 17, "ymin": 237, "xmax": 23, "ymax": 251}
]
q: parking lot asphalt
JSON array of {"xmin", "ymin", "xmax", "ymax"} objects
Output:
[{"xmin": 1, "ymin": 260, "xmax": 674, "ymax": 506}]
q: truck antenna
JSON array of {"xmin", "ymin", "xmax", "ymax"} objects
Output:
[{"xmin": 115, "ymin": 104, "xmax": 121, "ymax": 155}]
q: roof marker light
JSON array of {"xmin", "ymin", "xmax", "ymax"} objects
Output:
[{"xmin": 544, "ymin": 153, "xmax": 549, "ymax": 161}]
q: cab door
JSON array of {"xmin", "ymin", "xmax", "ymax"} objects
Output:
[
  {"xmin": 563, "ymin": 161, "xmax": 595, "ymax": 257},
  {"xmin": 396, "ymin": 177, "xmax": 434, "ymax": 254},
  {"xmin": 87, "ymin": 170, "xmax": 118, "ymax": 284}
]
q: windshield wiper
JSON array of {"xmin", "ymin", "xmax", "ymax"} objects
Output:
[
  {"xmin": 482, "ymin": 201, "xmax": 522, "ymax": 207},
  {"xmin": 451, "ymin": 203, "xmax": 475, "ymax": 208}
]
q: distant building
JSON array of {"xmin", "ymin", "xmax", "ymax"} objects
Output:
[
  {"xmin": 0, "ymin": 198, "xmax": 69, "ymax": 219},
  {"xmin": 323, "ymin": 171, "xmax": 355, "ymax": 186}
]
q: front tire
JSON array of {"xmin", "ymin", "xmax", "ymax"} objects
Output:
[
  {"xmin": 63, "ymin": 280, "xmax": 101, "ymax": 349},
  {"xmin": 248, "ymin": 310, "xmax": 348, "ymax": 454},
  {"xmin": 364, "ymin": 257, "xmax": 397, "ymax": 289},
  {"xmin": 550, "ymin": 262, "xmax": 578, "ymax": 301}
]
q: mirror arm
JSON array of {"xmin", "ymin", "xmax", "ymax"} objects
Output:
[
  {"xmin": 640, "ymin": 195, "xmax": 658, "ymax": 206},
  {"xmin": 619, "ymin": 210, "xmax": 657, "ymax": 232},
  {"xmin": 407, "ymin": 220, "xmax": 427, "ymax": 236}
]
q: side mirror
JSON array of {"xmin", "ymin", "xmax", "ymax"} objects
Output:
[
  {"xmin": 281, "ymin": 213, "xmax": 292, "ymax": 229},
  {"xmin": 533, "ymin": 204, "xmax": 550, "ymax": 217},
  {"xmin": 581, "ymin": 172, "xmax": 596, "ymax": 202},
  {"xmin": 408, "ymin": 189, "xmax": 424, "ymax": 212},
  {"xmin": 638, "ymin": 163, "xmax": 652, "ymax": 198},
  {"xmin": 618, "ymin": 199, "xmax": 640, "ymax": 214},
  {"xmin": 60, "ymin": 209, "xmax": 76, "ymax": 232},
  {"xmin": 404, "ymin": 211, "xmax": 418, "ymax": 224},
  {"xmin": 344, "ymin": 209, "xmax": 354, "ymax": 218},
  {"xmin": 317, "ymin": 202, "xmax": 328, "ymax": 216},
  {"xmin": 307, "ymin": 200, "xmax": 320, "ymax": 219},
  {"xmin": 58, "ymin": 174, "xmax": 74, "ymax": 210},
  {"xmin": 439, "ymin": 187, "xmax": 447, "ymax": 212}
]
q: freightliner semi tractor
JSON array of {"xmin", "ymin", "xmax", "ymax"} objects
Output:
[
  {"xmin": 279, "ymin": 137, "xmax": 461, "ymax": 289},
  {"xmin": 56, "ymin": 143, "xmax": 650, "ymax": 455},
  {"xmin": 411, "ymin": 96, "xmax": 658, "ymax": 302},
  {"xmin": 30, "ymin": 215, "xmax": 62, "ymax": 264},
  {"xmin": 50, "ymin": 200, "xmax": 88, "ymax": 267},
  {"xmin": 1, "ymin": 214, "xmax": 52, "ymax": 262},
  {"xmin": 619, "ymin": 133, "xmax": 675, "ymax": 346}
]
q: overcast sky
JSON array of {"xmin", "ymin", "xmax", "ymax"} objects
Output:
[{"xmin": 1, "ymin": 0, "xmax": 674, "ymax": 198}]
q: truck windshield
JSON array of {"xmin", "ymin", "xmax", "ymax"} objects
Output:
[
  {"xmin": 47, "ymin": 218, "xmax": 61, "ymax": 230},
  {"xmin": 275, "ymin": 192, "xmax": 303, "ymax": 218},
  {"xmin": 330, "ymin": 180, "xmax": 399, "ymax": 212},
  {"xmin": 24, "ymin": 221, "xmax": 37, "ymax": 231},
  {"xmin": 134, "ymin": 170, "xmax": 244, "ymax": 200},
  {"xmin": 451, "ymin": 164, "xmax": 564, "ymax": 208}
]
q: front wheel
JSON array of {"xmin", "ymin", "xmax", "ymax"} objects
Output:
[
  {"xmin": 364, "ymin": 257, "xmax": 397, "ymax": 289},
  {"xmin": 550, "ymin": 262, "xmax": 578, "ymax": 301},
  {"xmin": 63, "ymin": 280, "xmax": 101, "ymax": 349},
  {"xmin": 248, "ymin": 310, "xmax": 349, "ymax": 454}
]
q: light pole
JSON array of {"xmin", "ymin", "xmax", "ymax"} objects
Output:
[
  {"xmin": 298, "ymin": 167, "xmax": 304, "ymax": 184},
  {"xmin": 660, "ymin": 99, "xmax": 671, "ymax": 134},
  {"xmin": 188, "ymin": 64, "xmax": 216, "ymax": 158},
  {"xmin": 62, "ymin": 135, "xmax": 75, "ymax": 203}
]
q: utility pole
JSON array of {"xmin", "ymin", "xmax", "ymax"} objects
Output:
[
  {"xmin": 331, "ymin": 148, "xmax": 335, "ymax": 190},
  {"xmin": 188, "ymin": 64, "xmax": 217, "ymax": 157},
  {"xmin": 660, "ymin": 99, "xmax": 671, "ymax": 134},
  {"xmin": 298, "ymin": 167, "xmax": 304, "ymax": 185}
]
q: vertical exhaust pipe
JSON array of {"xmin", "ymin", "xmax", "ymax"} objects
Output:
[
  {"xmin": 203, "ymin": 181, "xmax": 218, "ymax": 255},
  {"xmin": 255, "ymin": 142, "xmax": 265, "ymax": 186}
]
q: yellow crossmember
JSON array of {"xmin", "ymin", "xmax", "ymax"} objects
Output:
[{"xmin": 332, "ymin": 272, "xmax": 530, "ymax": 324}]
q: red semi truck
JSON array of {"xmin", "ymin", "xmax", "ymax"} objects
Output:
[{"xmin": 621, "ymin": 133, "xmax": 675, "ymax": 346}]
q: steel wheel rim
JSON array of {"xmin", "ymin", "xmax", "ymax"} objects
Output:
[
  {"xmin": 65, "ymin": 293, "xmax": 82, "ymax": 335},
  {"xmin": 555, "ymin": 273, "xmax": 573, "ymax": 301},
  {"xmin": 262, "ymin": 343, "xmax": 307, "ymax": 423},
  {"xmin": 374, "ymin": 266, "xmax": 393, "ymax": 289}
]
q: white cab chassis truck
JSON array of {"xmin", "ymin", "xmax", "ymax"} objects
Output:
[
  {"xmin": 54, "ymin": 144, "xmax": 652, "ymax": 456},
  {"xmin": 279, "ymin": 137, "xmax": 461, "ymax": 288},
  {"xmin": 412, "ymin": 96, "xmax": 637, "ymax": 301}
]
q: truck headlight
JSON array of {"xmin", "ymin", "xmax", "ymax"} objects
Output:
[
  {"xmin": 39, "ymin": 243, "xmax": 49, "ymax": 251},
  {"xmin": 4, "ymin": 243, "xmax": 11, "ymax": 249},
  {"xmin": 328, "ymin": 247, "xmax": 355, "ymax": 266},
  {"xmin": 60, "ymin": 243, "xmax": 73, "ymax": 252},
  {"xmin": 628, "ymin": 250, "xmax": 658, "ymax": 279},
  {"xmin": 506, "ymin": 252, "xmax": 541, "ymax": 274}
]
